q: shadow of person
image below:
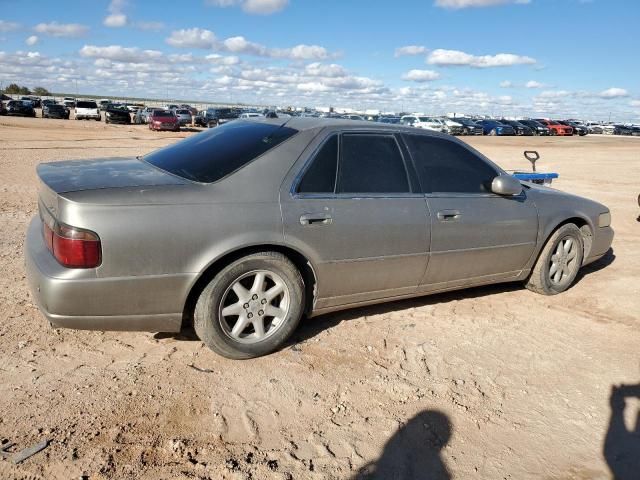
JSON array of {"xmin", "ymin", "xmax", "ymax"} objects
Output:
[
  {"xmin": 604, "ymin": 383, "xmax": 640, "ymax": 479},
  {"xmin": 353, "ymin": 410, "xmax": 451, "ymax": 480}
]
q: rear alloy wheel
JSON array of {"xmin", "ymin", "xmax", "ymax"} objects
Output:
[
  {"xmin": 489, "ymin": 129, "xmax": 497, "ymax": 136},
  {"xmin": 194, "ymin": 252, "xmax": 304, "ymax": 359},
  {"xmin": 525, "ymin": 223, "xmax": 584, "ymax": 295}
]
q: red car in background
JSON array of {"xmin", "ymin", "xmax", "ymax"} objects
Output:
[
  {"xmin": 535, "ymin": 119, "xmax": 573, "ymax": 136},
  {"xmin": 149, "ymin": 110, "xmax": 180, "ymax": 132}
]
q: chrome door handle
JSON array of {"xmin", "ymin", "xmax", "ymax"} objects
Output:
[
  {"xmin": 436, "ymin": 210, "xmax": 462, "ymax": 221},
  {"xmin": 300, "ymin": 213, "xmax": 332, "ymax": 226}
]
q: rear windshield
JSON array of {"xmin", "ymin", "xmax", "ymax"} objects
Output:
[
  {"xmin": 153, "ymin": 111, "xmax": 174, "ymax": 117},
  {"xmin": 144, "ymin": 120, "xmax": 298, "ymax": 183},
  {"xmin": 48, "ymin": 105, "xmax": 64, "ymax": 110},
  {"xmin": 176, "ymin": 110, "xmax": 190, "ymax": 114},
  {"xmin": 76, "ymin": 101, "xmax": 97, "ymax": 109}
]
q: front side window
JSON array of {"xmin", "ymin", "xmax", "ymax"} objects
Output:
[
  {"xmin": 337, "ymin": 134, "xmax": 410, "ymax": 194},
  {"xmin": 297, "ymin": 135, "xmax": 338, "ymax": 194},
  {"xmin": 403, "ymin": 134, "xmax": 498, "ymax": 194}
]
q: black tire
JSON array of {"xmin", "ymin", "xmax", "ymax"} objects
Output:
[
  {"xmin": 525, "ymin": 223, "xmax": 584, "ymax": 295},
  {"xmin": 194, "ymin": 252, "xmax": 305, "ymax": 359}
]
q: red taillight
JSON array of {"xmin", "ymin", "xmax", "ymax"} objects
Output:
[{"xmin": 42, "ymin": 220, "xmax": 101, "ymax": 268}]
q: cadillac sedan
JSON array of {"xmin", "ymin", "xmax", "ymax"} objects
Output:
[{"xmin": 25, "ymin": 118, "xmax": 614, "ymax": 359}]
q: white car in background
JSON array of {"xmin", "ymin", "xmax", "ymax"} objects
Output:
[
  {"xmin": 75, "ymin": 100, "xmax": 101, "ymax": 121},
  {"xmin": 239, "ymin": 112, "xmax": 262, "ymax": 119},
  {"xmin": 400, "ymin": 115, "xmax": 447, "ymax": 133},
  {"xmin": 441, "ymin": 117, "xmax": 464, "ymax": 135}
]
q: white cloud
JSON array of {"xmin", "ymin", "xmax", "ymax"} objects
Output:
[
  {"xmin": 34, "ymin": 22, "xmax": 88, "ymax": 38},
  {"xmin": 402, "ymin": 69, "xmax": 441, "ymax": 82},
  {"xmin": 166, "ymin": 28, "xmax": 218, "ymax": 49},
  {"xmin": 435, "ymin": 0, "xmax": 531, "ymax": 9},
  {"xmin": 25, "ymin": 35, "xmax": 39, "ymax": 46},
  {"xmin": 631, "ymin": 100, "xmax": 640, "ymax": 108},
  {"xmin": 206, "ymin": 0, "xmax": 288, "ymax": 14},
  {"xmin": 80, "ymin": 45, "xmax": 163, "ymax": 63},
  {"xmin": 166, "ymin": 28, "xmax": 332, "ymax": 60},
  {"xmin": 104, "ymin": 14, "xmax": 127, "ymax": 27},
  {"xmin": 538, "ymin": 90, "xmax": 571, "ymax": 98},
  {"xmin": 0, "ymin": 20, "xmax": 20, "ymax": 32},
  {"xmin": 525, "ymin": 80, "xmax": 545, "ymax": 88},
  {"xmin": 394, "ymin": 45, "xmax": 427, "ymax": 57},
  {"xmin": 427, "ymin": 49, "xmax": 536, "ymax": 68},
  {"xmin": 599, "ymin": 87, "xmax": 628, "ymax": 99},
  {"xmin": 305, "ymin": 62, "xmax": 347, "ymax": 77},
  {"xmin": 500, "ymin": 80, "xmax": 513, "ymax": 88},
  {"xmin": 104, "ymin": 0, "xmax": 128, "ymax": 27}
]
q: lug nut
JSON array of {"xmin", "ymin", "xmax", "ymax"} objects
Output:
[
  {"xmin": 258, "ymin": 310, "xmax": 264, "ymax": 316},
  {"xmin": 248, "ymin": 313, "xmax": 253, "ymax": 319},
  {"xmin": 243, "ymin": 303, "xmax": 249, "ymax": 309},
  {"xmin": 252, "ymin": 294, "xmax": 258, "ymax": 300},
  {"xmin": 261, "ymin": 299, "xmax": 267, "ymax": 304}
]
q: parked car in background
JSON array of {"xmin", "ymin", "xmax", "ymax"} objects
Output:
[
  {"xmin": 0, "ymin": 101, "xmax": 6, "ymax": 116},
  {"xmin": 6, "ymin": 100, "xmax": 36, "ymax": 117},
  {"xmin": 42, "ymin": 103, "xmax": 70, "ymax": 119},
  {"xmin": 148, "ymin": 110, "xmax": 180, "ymax": 131},
  {"xmin": 180, "ymin": 104, "xmax": 198, "ymax": 116},
  {"xmin": 195, "ymin": 108, "xmax": 239, "ymax": 128},
  {"xmin": 559, "ymin": 120, "xmax": 588, "ymax": 136},
  {"xmin": 63, "ymin": 97, "xmax": 76, "ymax": 108},
  {"xmin": 518, "ymin": 119, "xmax": 551, "ymax": 136},
  {"xmin": 400, "ymin": 115, "xmax": 447, "ymax": 133},
  {"xmin": 173, "ymin": 109, "xmax": 193, "ymax": 126},
  {"xmin": 25, "ymin": 118, "xmax": 614, "ymax": 359},
  {"xmin": 75, "ymin": 101, "xmax": 101, "ymax": 121},
  {"xmin": 341, "ymin": 114, "xmax": 366, "ymax": 121},
  {"xmin": 240, "ymin": 112, "xmax": 263, "ymax": 119},
  {"xmin": 41, "ymin": 99, "xmax": 56, "ymax": 107},
  {"xmin": 447, "ymin": 117, "xmax": 483, "ymax": 135},
  {"xmin": 134, "ymin": 107, "xmax": 161, "ymax": 124},
  {"xmin": 378, "ymin": 116, "xmax": 401, "ymax": 124},
  {"xmin": 104, "ymin": 104, "xmax": 132, "ymax": 124},
  {"xmin": 534, "ymin": 119, "xmax": 572, "ymax": 136},
  {"xmin": 603, "ymin": 124, "xmax": 633, "ymax": 135},
  {"xmin": 477, "ymin": 119, "xmax": 515, "ymax": 136},
  {"xmin": 499, "ymin": 119, "xmax": 534, "ymax": 136}
]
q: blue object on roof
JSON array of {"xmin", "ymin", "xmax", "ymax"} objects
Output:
[{"xmin": 512, "ymin": 172, "xmax": 559, "ymax": 181}]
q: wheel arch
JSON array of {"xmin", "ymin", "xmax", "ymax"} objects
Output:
[
  {"xmin": 537, "ymin": 215, "xmax": 594, "ymax": 268},
  {"xmin": 181, "ymin": 244, "xmax": 318, "ymax": 330}
]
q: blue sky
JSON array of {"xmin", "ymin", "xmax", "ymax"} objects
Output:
[{"xmin": 1, "ymin": 0, "xmax": 638, "ymax": 120}]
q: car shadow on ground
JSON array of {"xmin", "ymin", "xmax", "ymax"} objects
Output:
[
  {"xmin": 351, "ymin": 409, "xmax": 452, "ymax": 480},
  {"xmin": 604, "ymin": 382, "xmax": 640, "ymax": 480},
  {"xmin": 291, "ymin": 248, "xmax": 616, "ymax": 346}
]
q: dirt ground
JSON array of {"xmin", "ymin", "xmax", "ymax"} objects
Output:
[{"xmin": 0, "ymin": 115, "xmax": 638, "ymax": 480}]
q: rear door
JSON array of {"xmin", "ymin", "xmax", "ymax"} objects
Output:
[
  {"xmin": 401, "ymin": 133, "xmax": 539, "ymax": 290},
  {"xmin": 280, "ymin": 130, "xmax": 430, "ymax": 309}
]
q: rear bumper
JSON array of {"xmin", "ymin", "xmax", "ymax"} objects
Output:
[
  {"xmin": 25, "ymin": 217, "xmax": 188, "ymax": 332},
  {"xmin": 152, "ymin": 123, "xmax": 180, "ymax": 131}
]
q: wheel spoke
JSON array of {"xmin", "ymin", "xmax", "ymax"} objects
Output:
[
  {"xmin": 549, "ymin": 262, "xmax": 559, "ymax": 276},
  {"xmin": 265, "ymin": 305, "xmax": 286, "ymax": 319},
  {"xmin": 222, "ymin": 302, "xmax": 243, "ymax": 317},
  {"xmin": 232, "ymin": 282, "xmax": 250, "ymax": 302},
  {"xmin": 567, "ymin": 249, "xmax": 577, "ymax": 261},
  {"xmin": 231, "ymin": 315, "xmax": 249, "ymax": 337},
  {"xmin": 252, "ymin": 318, "xmax": 265, "ymax": 338},
  {"xmin": 553, "ymin": 270, "xmax": 562, "ymax": 283},
  {"xmin": 250, "ymin": 272, "xmax": 266, "ymax": 295},
  {"xmin": 563, "ymin": 238, "xmax": 573, "ymax": 253},
  {"xmin": 265, "ymin": 283, "xmax": 284, "ymax": 301},
  {"xmin": 555, "ymin": 243, "xmax": 564, "ymax": 256}
]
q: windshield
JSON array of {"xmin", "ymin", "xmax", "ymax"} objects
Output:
[
  {"xmin": 144, "ymin": 120, "xmax": 298, "ymax": 183},
  {"xmin": 418, "ymin": 117, "xmax": 430, "ymax": 122}
]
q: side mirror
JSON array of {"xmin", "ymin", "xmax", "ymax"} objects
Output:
[{"xmin": 491, "ymin": 175, "xmax": 523, "ymax": 196}]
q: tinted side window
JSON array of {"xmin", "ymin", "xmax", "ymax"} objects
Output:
[
  {"xmin": 403, "ymin": 135, "xmax": 498, "ymax": 194},
  {"xmin": 338, "ymin": 134, "xmax": 410, "ymax": 194},
  {"xmin": 297, "ymin": 135, "xmax": 338, "ymax": 193}
]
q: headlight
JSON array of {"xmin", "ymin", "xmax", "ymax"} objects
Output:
[{"xmin": 598, "ymin": 212, "xmax": 611, "ymax": 228}]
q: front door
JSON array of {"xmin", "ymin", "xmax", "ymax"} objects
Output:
[{"xmin": 401, "ymin": 133, "xmax": 538, "ymax": 290}]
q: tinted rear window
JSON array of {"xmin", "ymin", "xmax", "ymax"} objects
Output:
[
  {"xmin": 144, "ymin": 120, "xmax": 298, "ymax": 183},
  {"xmin": 153, "ymin": 111, "xmax": 174, "ymax": 117},
  {"xmin": 76, "ymin": 101, "xmax": 97, "ymax": 109}
]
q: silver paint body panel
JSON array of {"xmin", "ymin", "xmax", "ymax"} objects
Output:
[{"xmin": 24, "ymin": 118, "xmax": 614, "ymax": 331}]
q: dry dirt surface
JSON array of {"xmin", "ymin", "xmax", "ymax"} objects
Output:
[{"xmin": 0, "ymin": 116, "xmax": 639, "ymax": 480}]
